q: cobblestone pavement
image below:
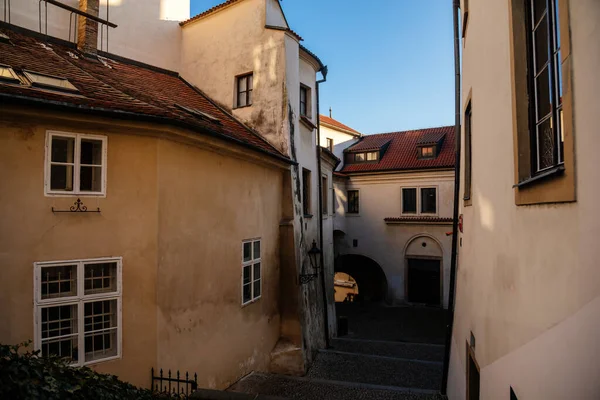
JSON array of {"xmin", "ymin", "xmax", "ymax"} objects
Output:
[{"xmin": 228, "ymin": 304, "xmax": 448, "ymax": 399}]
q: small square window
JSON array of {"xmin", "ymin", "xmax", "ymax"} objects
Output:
[
  {"xmin": 419, "ymin": 146, "xmax": 435, "ymax": 159},
  {"xmin": 421, "ymin": 187, "xmax": 437, "ymax": 214},
  {"xmin": 326, "ymin": 138, "xmax": 333, "ymax": 152},
  {"xmin": 347, "ymin": 190, "xmax": 359, "ymax": 214},
  {"xmin": 366, "ymin": 152, "xmax": 378, "ymax": 161},
  {"xmin": 242, "ymin": 239, "xmax": 262, "ymax": 305},
  {"xmin": 402, "ymin": 188, "xmax": 417, "ymax": 214},
  {"xmin": 354, "ymin": 153, "xmax": 365, "ymax": 162},
  {"xmin": 236, "ymin": 73, "xmax": 253, "ymax": 108}
]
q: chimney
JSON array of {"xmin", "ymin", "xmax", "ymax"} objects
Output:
[{"xmin": 77, "ymin": 0, "xmax": 99, "ymax": 55}]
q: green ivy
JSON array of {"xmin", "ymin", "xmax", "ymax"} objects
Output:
[{"xmin": 0, "ymin": 342, "xmax": 171, "ymax": 399}]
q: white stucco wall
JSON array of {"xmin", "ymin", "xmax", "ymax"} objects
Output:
[
  {"xmin": 4, "ymin": 0, "xmax": 187, "ymax": 71},
  {"xmin": 448, "ymin": 0, "xmax": 600, "ymax": 398},
  {"xmin": 319, "ymin": 125, "xmax": 360, "ymax": 170},
  {"xmin": 334, "ymin": 171, "xmax": 454, "ymax": 307},
  {"xmin": 265, "ymin": 0, "xmax": 287, "ymax": 28}
]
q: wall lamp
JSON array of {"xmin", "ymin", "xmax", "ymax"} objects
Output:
[{"xmin": 299, "ymin": 240, "xmax": 321, "ymax": 285}]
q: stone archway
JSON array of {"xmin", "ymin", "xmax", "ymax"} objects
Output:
[
  {"xmin": 334, "ymin": 254, "xmax": 388, "ymax": 303},
  {"xmin": 404, "ymin": 235, "xmax": 444, "ymax": 306}
]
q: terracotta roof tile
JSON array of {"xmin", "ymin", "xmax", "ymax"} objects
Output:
[
  {"xmin": 341, "ymin": 126, "xmax": 455, "ymax": 173},
  {"xmin": 320, "ymin": 115, "xmax": 361, "ymax": 136},
  {"xmin": 0, "ymin": 25, "xmax": 288, "ymax": 162}
]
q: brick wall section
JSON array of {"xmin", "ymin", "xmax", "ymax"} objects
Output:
[{"xmin": 77, "ymin": 0, "xmax": 99, "ymax": 55}]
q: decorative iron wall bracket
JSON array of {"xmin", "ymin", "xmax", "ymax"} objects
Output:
[
  {"xmin": 299, "ymin": 272, "xmax": 319, "ymax": 285},
  {"xmin": 52, "ymin": 198, "xmax": 100, "ymax": 213}
]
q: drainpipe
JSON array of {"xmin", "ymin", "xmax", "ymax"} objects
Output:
[
  {"xmin": 441, "ymin": 0, "xmax": 462, "ymax": 395},
  {"xmin": 316, "ymin": 66, "xmax": 330, "ymax": 348}
]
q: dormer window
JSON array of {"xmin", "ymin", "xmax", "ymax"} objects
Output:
[
  {"xmin": 0, "ymin": 65, "xmax": 20, "ymax": 83},
  {"xmin": 418, "ymin": 146, "xmax": 436, "ymax": 159},
  {"xmin": 23, "ymin": 70, "xmax": 78, "ymax": 92},
  {"xmin": 354, "ymin": 153, "xmax": 365, "ymax": 162},
  {"xmin": 366, "ymin": 151, "xmax": 378, "ymax": 161}
]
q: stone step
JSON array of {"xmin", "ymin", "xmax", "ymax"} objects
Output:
[
  {"xmin": 329, "ymin": 338, "xmax": 445, "ymax": 362},
  {"xmin": 228, "ymin": 372, "xmax": 446, "ymax": 400},
  {"xmin": 306, "ymin": 350, "xmax": 443, "ymax": 391}
]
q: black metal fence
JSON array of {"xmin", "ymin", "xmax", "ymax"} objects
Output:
[{"xmin": 151, "ymin": 368, "xmax": 198, "ymax": 398}]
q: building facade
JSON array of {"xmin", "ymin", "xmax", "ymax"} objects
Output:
[
  {"xmin": 447, "ymin": 0, "xmax": 600, "ymax": 398},
  {"xmin": 0, "ymin": 0, "xmax": 330, "ymax": 390}
]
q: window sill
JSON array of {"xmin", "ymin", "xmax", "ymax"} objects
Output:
[
  {"xmin": 233, "ymin": 104, "xmax": 252, "ymax": 110},
  {"xmin": 242, "ymin": 297, "xmax": 261, "ymax": 308},
  {"xmin": 300, "ymin": 116, "xmax": 317, "ymax": 130},
  {"xmin": 45, "ymin": 192, "xmax": 106, "ymax": 198},
  {"xmin": 513, "ymin": 165, "xmax": 565, "ymax": 189},
  {"xmin": 304, "ymin": 214, "xmax": 313, "ymax": 219}
]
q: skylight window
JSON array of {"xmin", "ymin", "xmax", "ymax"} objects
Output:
[
  {"xmin": 23, "ymin": 70, "xmax": 78, "ymax": 92},
  {"xmin": 0, "ymin": 65, "xmax": 20, "ymax": 83},
  {"xmin": 175, "ymin": 104, "xmax": 221, "ymax": 124}
]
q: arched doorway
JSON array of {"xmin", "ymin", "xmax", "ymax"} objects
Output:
[
  {"xmin": 334, "ymin": 272, "xmax": 359, "ymax": 302},
  {"xmin": 334, "ymin": 254, "xmax": 388, "ymax": 303},
  {"xmin": 404, "ymin": 235, "xmax": 443, "ymax": 307}
]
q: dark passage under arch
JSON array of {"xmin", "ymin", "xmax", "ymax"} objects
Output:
[{"xmin": 334, "ymin": 254, "xmax": 388, "ymax": 303}]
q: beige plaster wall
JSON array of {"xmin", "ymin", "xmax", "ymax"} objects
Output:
[
  {"xmin": 334, "ymin": 171, "xmax": 454, "ymax": 307},
  {"xmin": 4, "ymin": 0, "xmax": 187, "ymax": 71},
  {"xmin": 318, "ymin": 125, "xmax": 359, "ymax": 171},
  {"xmin": 180, "ymin": 0, "xmax": 290, "ymax": 155},
  {"xmin": 448, "ymin": 0, "xmax": 600, "ymax": 398},
  {"xmin": 155, "ymin": 138, "xmax": 283, "ymax": 389},
  {"xmin": 0, "ymin": 116, "xmax": 159, "ymax": 388}
]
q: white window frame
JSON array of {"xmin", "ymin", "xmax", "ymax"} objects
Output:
[
  {"xmin": 401, "ymin": 186, "xmax": 439, "ymax": 216},
  {"xmin": 33, "ymin": 257, "xmax": 122, "ymax": 367},
  {"xmin": 44, "ymin": 130, "xmax": 108, "ymax": 197},
  {"xmin": 241, "ymin": 239, "xmax": 262, "ymax": 306}
]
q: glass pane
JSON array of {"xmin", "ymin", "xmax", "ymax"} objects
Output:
[
  {"xmin": 533, "ymin": 0, "xmax": 547, "ymax": 25},
  {"xmin": 243, "ymin": 284, "xmax": 251, "ymax": 303},
  {"xmin": 253, "ymin": 241, "xmax": 260, "ymax": 260},
  {"xmin": 79, "ymin": 166, "xmax": 102, "ymax": 192},
  {"xmin": 300, "ymin": 87, "xmax": 306, "ymax": 103},
  {"xmin": 84, "ymin": 262, "xmax": 118, "ymax": 295},
  {"xmin": 50, "ymin": 165, "xmax": 74, "ymax": 191},
  {"xmin": 247, "ymin": 89, "xmax": 252, "ymax": 105},
  {"xmin": 238, "ymin": 91, "xmax": 247, "ymax": 107},
  {"xmin": 355, "ymin": 153, "xmax": 365, "ymax": 162},
  {"xmin": 51, "ymin": 136, "xmax": 75, "ymax": 163},
  {"xmin": 553, "ymin": 0, "xmax": 560, "ymax": 48},
  {"xmin": 534, "ymin": 16, "xmax": 549, "ymax": 72},
  {"xmin": 402, "ymin": 188, "xmax": 417, "ymax": 213},
  {"xmin": 84, "ymin": 300, "xmax": 117, "ymax": 333},
  {"xmin": 300, "ymin": 101, "xmax": 307, "ymax": 116},
  {"xmin": 80, "ymin": 139, "xmax": 103, "ymax": 165},
  {"xmin": 84, "ymin": 328, "xmax": 117, "ymax": 362},
  {"xmin": 238, "ymin": 76, "xmax": 247, "ymax": 92},
  {"xmin": 253, "ymin": 263, "xmax": 261, "ymax": 280},
  {"xmin": 420, "ymin": 188, "xmax": 437, "ymax": 214},
  {"xmin": 535, "ymin": 67, "xmax": 551, "ymax": 121},
  {"xmin": 366, "ymin": 152, "xmax": 377, "ymax": 161},
  {"xmin": 243, "ymin": 242, "xmax": 252, "ymax": 262},
  {"xmin": 558, "ymin": 108, "xmax": 564, "ymax": 162},
  {"xmin": 253, "ymin": 280, "xmax": 261, "ymax": 298},
  {"xmin": 41, "ymin": 304, "xmax": 78, "ymax": 339},
  {"xmin": 555, "ymin": 52, "xmax": 563, "ymax": 104},
  {"xmin": 243, "ymin": 265, "xmax": 251, "ymax": 285},
  {"xmin": 537, "ymin": 117, "xmax": 555, "ymax": 170},
  {"xmin": 41, "ymin": 265, "xmax": 77, "ymax": 299},
  {"xmin": 248, "ymin": 75, "xmax": 253, "ymax": 89}
]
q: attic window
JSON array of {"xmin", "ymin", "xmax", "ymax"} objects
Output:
[
  {"xmin": 175, "ymin": 104, "xmax": 221, "ymax": 124},
  {"xmin": 0, "ymin": 65, "xmax": 20, "ymax": 83},
  {"xmin": 23, "ymin": 71, "xmax": 78, "ymax": 92},
  {"xmin": 418, "ymin": 146, "xmax": 436, "ymax": 159}
]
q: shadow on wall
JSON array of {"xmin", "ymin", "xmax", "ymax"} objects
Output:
[{"xmin": 334, "ymin": 254, "xmax": 388, "ymax": 303}]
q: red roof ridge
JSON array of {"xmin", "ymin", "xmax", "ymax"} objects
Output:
[
  {"xmin": 366, "ymin": 125, "xmax": 455, "ymax": 137},
  {"xmin": 180, "ymin": 0, "xmax": 245, "ymax": 26},
  {"xmin": 319, "ymin": 114, "xmax": 361, "ymax": 136}
]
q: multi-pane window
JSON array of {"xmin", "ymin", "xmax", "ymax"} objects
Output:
[
  {"xmin": 236, "ymin": 73, "xmax": 253, "ymax": 108},
  {"xmin": 34, "ymin": 258, "xmax": 122, "ymax": 366},
  {"xmin": 347, "ymin": 190, "xmax": 359, "ymax": 214},
  {"xmin": 302, "ymin": 168, "xmax": 312, "ymax": 216},
  {"xmin": 418, "ymin": 146, "xmax": 435, "ymax": 159},
  {"xmin": 526, "ymin": 0, "xmax": 563, "ymax": 172},
  {"xmin": 45, "ymin": 131, "xmax": 106, "ymax": 196},
  {"xmin": 421, "ymin": 187, "xmax": 437, "ymax": 214},
  {"xmin": 242, "ymin": 239, "xmax": 261, "ymax": 305},
  {"xmin": 300, "ymin": 85, "xmax": 310, "ymax": 117},
  {"xmin": 464, "ymin": 102, "xmax": 472, "ymax": 201},
  {"xmin": 354, "ymin": 153, "xmax": 365, "ymax": 162},
  {"xmin": 322, "ymin": 175, "xmax": 328, "ymax": 215},
  {"xmin": 326, "ymin": 138, "xmax": 334, "ymax": 152},
  {"xmin": 402, "ymin": 188, "xmax": 417, "ymax": 214},
  {"xmin": 402, "ymin": 187, "xmax": 437, "ymax": 215}
]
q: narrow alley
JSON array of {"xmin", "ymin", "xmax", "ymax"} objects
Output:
[{"xmin": 228, "ymin": 303, "xmax": 448, "ymax": 399}]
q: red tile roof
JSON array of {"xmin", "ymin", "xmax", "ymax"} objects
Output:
[
  {"xmin": 0, "ymin": 25, "xmax": 289, "ymax": 162},
  {"xmin": 320, "ymin": 115, "xmax": 361, "ymax": 136},
  {"xmin": 341, "ymin": 126, "xmax": 455, "ymax": 173}
]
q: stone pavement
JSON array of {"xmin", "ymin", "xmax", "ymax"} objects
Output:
[{"xmin": 228, "ymin": 304, "xmax": 448, "ymax": 399}]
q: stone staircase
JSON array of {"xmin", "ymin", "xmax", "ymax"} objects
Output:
[{"xmin": 227, "ymin": 338, "xmax": 447, "ymax": 400}]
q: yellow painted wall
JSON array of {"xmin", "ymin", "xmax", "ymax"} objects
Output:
[{"xmin": 0, "ymin": 112, "xmax": 286, "ymax": 389}]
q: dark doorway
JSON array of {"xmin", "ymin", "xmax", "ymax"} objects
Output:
[
  {"xmin": 467, "ymin": 345, "xmax": 480, "ymax": 400},
  {"xmin": 406, "ymin": 258, "xmax": 441, "ymax": 306}
]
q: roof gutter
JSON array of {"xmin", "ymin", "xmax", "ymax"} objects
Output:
[
  {"xmin": 441, "ymin": 0, "xmax": 462, "ymax": 394},
  {"xmin": 0, "ymin": 93, "xmax": 295, "ymax": 166}
]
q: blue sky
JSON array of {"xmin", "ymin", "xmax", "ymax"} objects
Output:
[{"xmin": 190, "ymin": 1, "xmax": 455, "ymax": 134}]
